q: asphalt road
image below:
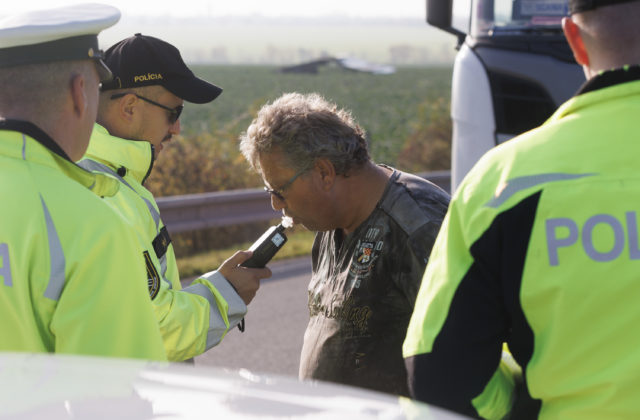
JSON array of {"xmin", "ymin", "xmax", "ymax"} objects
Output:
[{"xmin": 194, "ymin": 257, "xmax": 312, "ymax": 378}]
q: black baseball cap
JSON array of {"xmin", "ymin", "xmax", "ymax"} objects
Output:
[
  {"xmin": 570, "ymin": 0, "xmax": 639, "ymax": 13},
  {"xmin": 100, "ymin": 33, "xmax": 222, "ymax": 104}
]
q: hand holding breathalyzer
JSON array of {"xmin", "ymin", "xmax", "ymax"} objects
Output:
[
  {"xmin": 230, "ymin": 217, "xmax": 292, "ymax": 332},
  {"xmin": 218, "ymin": 252, "xmax": 271, "ymax": 306}
]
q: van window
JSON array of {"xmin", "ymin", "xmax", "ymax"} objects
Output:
[{"xmin": 472, "ymin": 0, "xmax": 568, "ymax": 37}]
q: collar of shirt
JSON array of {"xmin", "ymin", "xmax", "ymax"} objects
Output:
[{"xmin": 577, "ymin": 64, "xmax": 640, "ymax": 95}]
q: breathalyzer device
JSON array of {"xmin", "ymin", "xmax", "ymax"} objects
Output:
[
  {"xmin": 240, "ymin": 221, "xmax": 290, "ymax": 268},
  {"xmin": 236, "ymin": 218, "xmax": 291, "ymax": 333}
]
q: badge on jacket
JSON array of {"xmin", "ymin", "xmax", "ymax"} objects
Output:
[{"xmin": 143, "ymin": 251, "xmax": 160, "ymax": 299}]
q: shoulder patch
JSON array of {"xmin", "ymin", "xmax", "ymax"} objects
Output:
[
  {"xmin": 152, "ymin": 226, "xmax": 172, "ymax": 259},
  {"xmin": 143, "ymin": 251, "xmax": 160, "ymax": 300}
]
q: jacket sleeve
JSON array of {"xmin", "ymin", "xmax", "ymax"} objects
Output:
[
  {"xmin": 51, "ymin": 218, "xmax": 167, "ymax": 361},
  {"xmin": 151, "ymin": 268, "xmax": 247, "ymax": 361},
  {"xmin": 403, "ymin": 195, "xmax": 516, "ymax": 419}
]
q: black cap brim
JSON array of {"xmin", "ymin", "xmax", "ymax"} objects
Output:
[{"xmin": 163, "ymin": 76, "xmax": 223, "ymax": 104}]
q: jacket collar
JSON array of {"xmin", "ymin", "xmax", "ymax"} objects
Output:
[
  {"xmin": 550, "ymin": 68, "xmax": 640, "ymax": 123},
  {"xmin": 85, "ymin": 124, "xmax": 154, "ymax": 184},
  {"xmin": 0, "ymin": 119, "xmax": 120, "ymax": 197},
  {"xmin": 577, "ymin": 64, "xmax": 640, "ymax": 95},
  {"xmin": 0, "ymin": 119, "xmax": 71, "ymax": 160}
]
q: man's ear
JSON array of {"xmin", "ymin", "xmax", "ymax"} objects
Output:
[
  {"xmin": 562, "ymin": 16, "xmax": 590, "ymax": 66},
  {"xmin": 315, "ymin": 158, "xmax": 336, "ymax": 191},
  {"xmin": 70, "ymin": 73, "xmax": 87, "ymax": 118},
  {"xmin": 118, "ymin": 93, "xmax": 138, "ymax": 122}
]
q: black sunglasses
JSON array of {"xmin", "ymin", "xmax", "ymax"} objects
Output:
[{"xmin": 110, "ymin": 92, "xmax": 183, "ymax": 124}]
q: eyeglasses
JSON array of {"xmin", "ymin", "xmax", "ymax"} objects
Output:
[
  {"xmin": 110, "ymin": 93, "xmax": 183, "ymax": 124},
  {"xmin": 264, "ymin": 167, "xmax": 308, "ymax": 201}
]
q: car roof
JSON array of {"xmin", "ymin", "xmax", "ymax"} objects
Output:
[{"xmin": 0, "ymin": 352, "xmax": 470, "ymax": 419}]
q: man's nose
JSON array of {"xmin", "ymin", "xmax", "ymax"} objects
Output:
[{"xmin": 270, "ymin": 194, "xmax": 285, "ymax": 212}]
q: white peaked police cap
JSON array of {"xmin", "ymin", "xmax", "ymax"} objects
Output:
[{"xmin": 0, "ymin": 3, "xmax": 121, "ymax": 81}]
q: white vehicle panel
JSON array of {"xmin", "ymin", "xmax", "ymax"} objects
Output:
[
  {"xmin": 450, "ymin": 42, "xmax": 495, "ymax": 192},
  {"xmin": 0, "ymin": 352, "xmax": 471, "ymax": 419}
]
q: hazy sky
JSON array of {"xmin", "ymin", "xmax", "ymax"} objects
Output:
[
  {"xmin": 2, "ymin": 1, "xmax": 452, "ymax": 65},
  {"xmin": 4, "ymin": 0, "xmax": 423, "ymax": 19}
]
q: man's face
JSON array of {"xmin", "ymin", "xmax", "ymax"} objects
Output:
[
  {"xmin": 258, "ymin": 150, "xmax": 335, "ymax": 232},
  {"xmin": 131, "ymin": 87, "xmax": 183, "ymax": 158}
]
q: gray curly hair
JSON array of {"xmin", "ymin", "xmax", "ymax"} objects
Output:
[{"xmin": 239, "ymin": 92, "xmax": 370, "ymax": 175}]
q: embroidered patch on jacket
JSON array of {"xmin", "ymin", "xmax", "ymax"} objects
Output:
[
  {"xmin": 152, "ymin": 226, "xmax": 172, "ymax": 259},
  {"xmin": 144, "ymin": 251, "xmax": 160, "ymax": 300},
  {"xmin": 348, "ymin": 227, "xmax": 384, "ymax": 284}
]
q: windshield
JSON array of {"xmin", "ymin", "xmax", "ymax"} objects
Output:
[{"xmin": 471, "ymin": 0, "xmax": 569, "ymax": 37}]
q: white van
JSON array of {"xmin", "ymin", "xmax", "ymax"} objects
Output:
[{"xmin": 427, "ymin": 0, "xmax": 584, "ymax": 191}]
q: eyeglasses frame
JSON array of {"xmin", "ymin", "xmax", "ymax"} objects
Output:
[
  {"xmin": 264, "ymin": 166, "xmax": 309, "ymax": 201},
  {"xmin": 110, "ymin": 92, "xmax": 183, "ymax": 124}
]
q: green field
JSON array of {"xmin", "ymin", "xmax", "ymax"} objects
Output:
[
  {"xmin": 179, "ymin": 65, "xmax": 452, "ymax": 164},
  {"xmin": 146, "ymin": 65, "xmax": 453, "ymax": 267}
]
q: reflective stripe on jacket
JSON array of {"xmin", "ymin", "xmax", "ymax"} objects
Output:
[
  {"xmin": 79, "ymin": 124, "xmax": 246, "ymax": 361},
  {"xmin": 0, "ymin": 120, "xmax": 166, "ymax": 361}
]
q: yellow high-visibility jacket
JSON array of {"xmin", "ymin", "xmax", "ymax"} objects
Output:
[
  {"xmin": 404, "ymin": 68, "xmax": 640, "ymax": 419},
  {"xmin": 79, "ymin": 124, "xmax": 246, "ymax": 361},
  {"xmin": 0, "ymin": 119, "xmax": 166, "ymax": 361}
]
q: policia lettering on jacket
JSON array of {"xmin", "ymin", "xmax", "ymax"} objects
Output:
[{"xmin": 546, "ymin": 210, "xmax": 640, "ymax": 265}]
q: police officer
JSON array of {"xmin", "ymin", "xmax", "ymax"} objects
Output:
[
  {"xmin": 0, "ymin": 5, "xmax": 166, "ymax": 360},
  {"xmin": 403, "ymin": 0, "xmax": 640, "ymax": 418},
  {"xmin": 78, "ymin": 34, "xmax": 271, "ymax": 361}
]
